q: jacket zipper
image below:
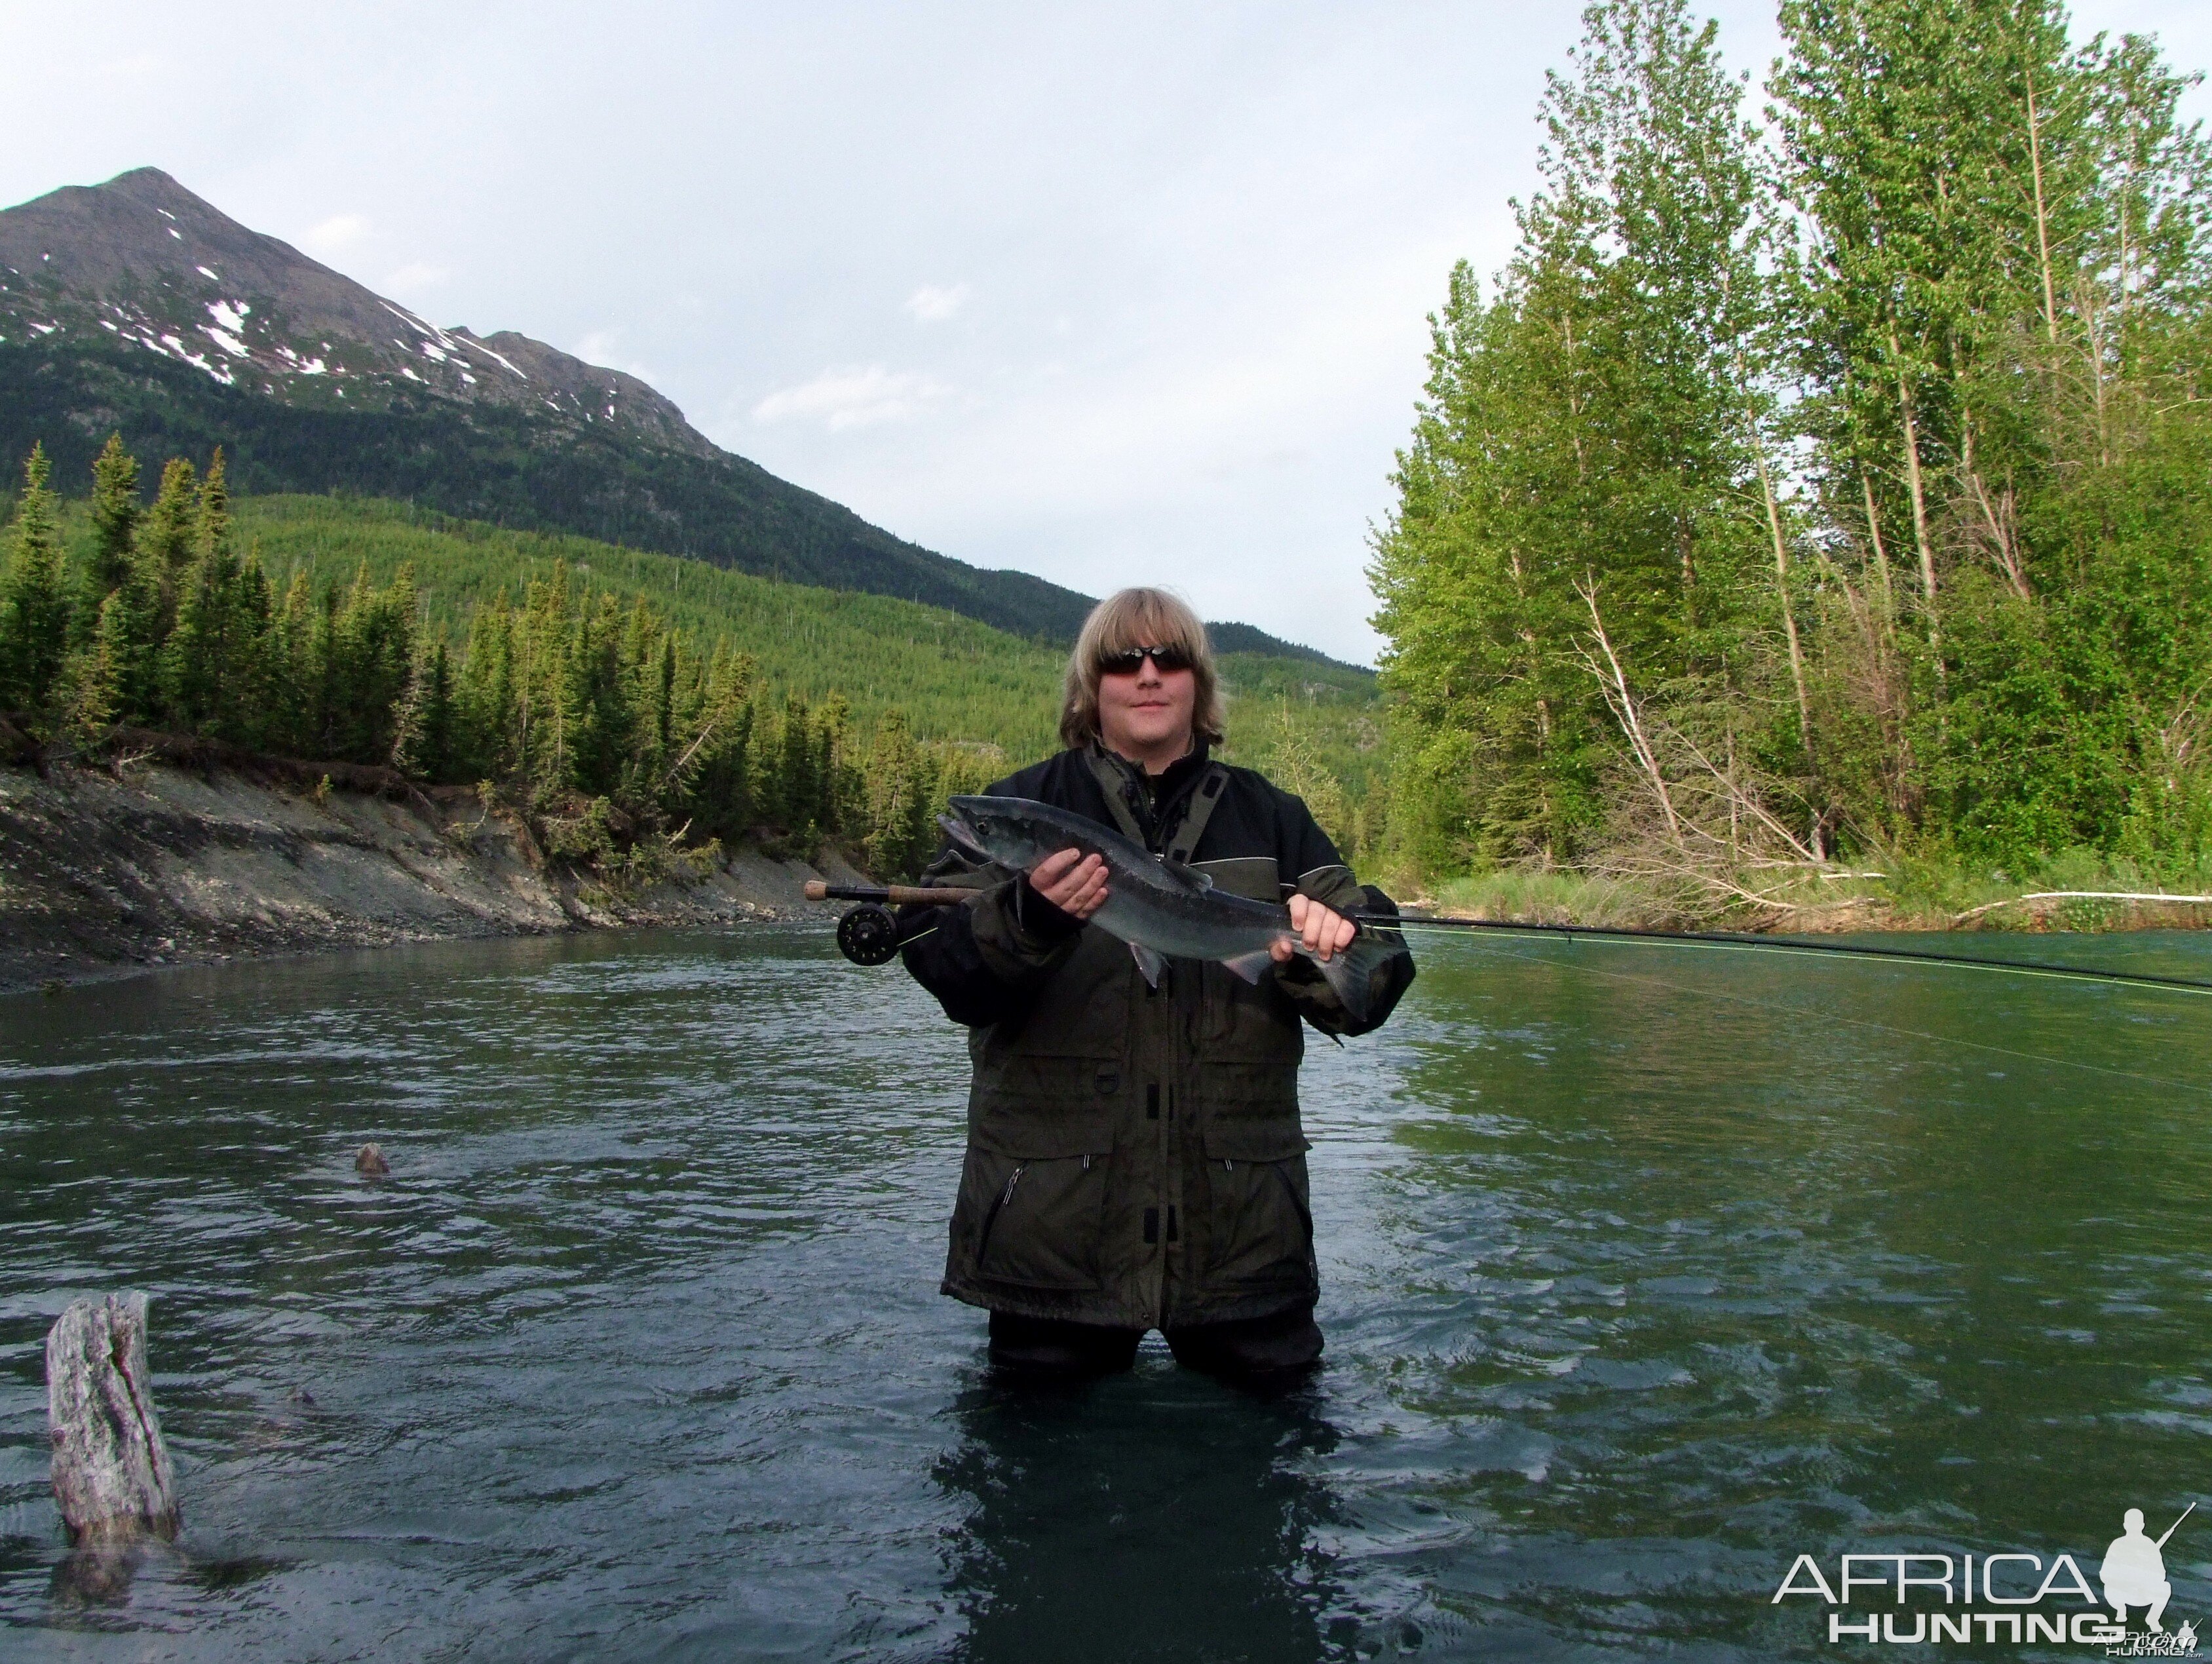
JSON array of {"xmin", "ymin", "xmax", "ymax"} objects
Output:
[{"xmin": 975, "ymin": 1163, "xmax": 1025, "ymax": 1267}]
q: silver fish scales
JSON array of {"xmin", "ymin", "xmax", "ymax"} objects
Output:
[{"xmin": 941, "ymin": 794, "xmax": 1398, "ymax": 1024}]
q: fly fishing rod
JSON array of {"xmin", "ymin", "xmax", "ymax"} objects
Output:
[
  {"xmin": 2158, "ymin": 1502, "xmax": 2197, "ymax": 1549},
  {"xmin": 802, "ymin": 880, "xmax": 2212, "ymax": 994}
]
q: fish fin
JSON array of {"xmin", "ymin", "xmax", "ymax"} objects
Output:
[
  {"xmin": 1130, "ymin": 942, "xmax": 1168, "ymax": 988},
  {"xmin": 1221, "ymin": 948, "xmax": 1276, "ymax": 985},
  {"xmin": 1159, "ymin": 857, "xmax": 1213, "ymax": 889},
  {"xmin": 1310, "ymin": 931, "xmax": 1396, "ymax": 1026}
]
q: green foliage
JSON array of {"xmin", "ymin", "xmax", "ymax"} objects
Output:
[
  {"xmin": 227, "ymin": 493, "xmax": 1067, "ymax": 760},
  {"xmin": 138, "ymin": 459, "xmax": 197, "ymax": 596},
  {"xmin": 1211, "ymin": 652, "xmax": 1382, "ymax": 811},
  {"xmin": 83, "ymin": 432, "xmax": 139, "ymax": 634},
  {"xmin": 1376, "ymin": 0, "xmax": 2212, "ymax": 897},
  {"xmin": 1373, "ymin": 0, "xmax": 1788, "ymax": 869},
  {"xmin": 162, "ymin": 452, "xmax": 276, "ymax": 743},
  {"xmin": 82, "ymin": 561, "xmax": 161, "ymax": 728},
  {"xmin": 1260, "ymin": 716, "xmax": 1358, "ymax": 862},
  {"xmin": 208, "ymin": 495, "xmax": 1386, "ymax": 863},
  {"xmin": 0, "ymin": 445, "xmax": 71, "ymax": 726},
  {"xmin": 5, "ymin": 429, "xmax": 1383, "ymax": 882}
]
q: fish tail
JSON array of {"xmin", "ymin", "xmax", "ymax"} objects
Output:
[{"xmin": 1312, "ymin": 930, "xmax": 1396, "ymax": 1026}]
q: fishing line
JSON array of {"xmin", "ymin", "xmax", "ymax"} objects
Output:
[
  {"xmin": 1356, "ymin": 915, "xmax": 2212, "ymax": 999},
  {"xmin": 845, "ymin": 899, "xmax": 2202, "ymax": 1090},
  {"xmin": 805, "ymin": 880, "xmax": 2212, "ymax": 997},
  {"xmin": 1458, "ymin": 937, "xmax": 2212, "ymax": 1096}
]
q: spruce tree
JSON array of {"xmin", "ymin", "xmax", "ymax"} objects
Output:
[
  {"xmin": 88, "ymin": 560, "xmax": 164, "ymax": 729},
  {"xmin": 89, "ymin": 436, "xmax": 141, "ymax": 596},
  {"xmin": 126, "ymin": 457, "xmax": 197, "ymax": 668},
  {"xmin": 650, "ymin": 632, "xmax": 676, "ymax": 765},
  {"xmin": 456, "ymin": 592, "xmax": 517, "ymax": 779},
  {"xmin": 396, "ymin": 642, "xmax": 457, "ymax": 782},
  {"xmin": 364, "ymin": 566, "xmax": 419, "ymax": 763},
  {"xmin": 864, "ymin": 709, "xmax": 933, "ymax": 877},
  {"xmin": 161, "ymin": 452, "xmax": 244, "ymax": 735},
  {"xmin": 227, "ymin": 553, "xmax": 276, "ymax": 748},
  {"xmin": 776, "ymin": 692, "xmax": 817, "ymax": 834},
  {"xmin": 818, "ymin": 690, "xmax": 856, "ymax": 832},
  {"xmin": 262, "ymin": 570, "xmax": 314, "ymax": 755},
  {"xmin": 679, "ymin": 642, "xmax": 753, "ymax": 835},
  {"xmin": 0, "ymin": 445, "xmax": 72, "ymax": 725},
  {"xmin": 897, "ymin": 746, "xmax": 939, "ymax": 878}
]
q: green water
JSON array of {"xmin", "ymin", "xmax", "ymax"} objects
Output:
[{"xmin": 1, "ymin": 926, "xmax": 2208, "ymax": 1659}]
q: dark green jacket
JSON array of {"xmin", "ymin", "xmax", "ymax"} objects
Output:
[{"xmin": 901, "ymin": 745, "xmax": 1413, "ymax": 1330}]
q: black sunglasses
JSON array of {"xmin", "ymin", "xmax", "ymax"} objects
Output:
[{"xmin": 1097, "ymin": 644, "xmax": 1193, "ymax": 676}]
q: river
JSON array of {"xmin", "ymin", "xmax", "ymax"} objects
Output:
[{"xmin": 3, "ymin": 925, "xmax": 2208, "ymax": 1659}]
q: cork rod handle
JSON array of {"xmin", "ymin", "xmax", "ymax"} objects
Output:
[{"xmin": 803, "ymin": 880, "xmax": 978, "ymax": 905}]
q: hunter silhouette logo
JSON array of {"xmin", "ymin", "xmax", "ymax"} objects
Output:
[
  {"xmin": 1772, "ymin": 1498, "xmax": 2201, "ymax": 1648},
  {"xmin": 2103, "ymin": 1505, "xmax": 2190, "ymax": 1633}
]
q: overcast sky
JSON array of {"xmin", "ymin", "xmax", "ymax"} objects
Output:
[{"xmin": 7, "ymin": 2, "xmax": 2206, "ymax": 663}]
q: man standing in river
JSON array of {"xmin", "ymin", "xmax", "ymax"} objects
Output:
[{"xmin": 900, "ymin": 588, "xmax": 1413, "ymax": 1385}]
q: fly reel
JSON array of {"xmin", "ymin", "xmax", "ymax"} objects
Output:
[{"xmin": 835, "ymin": 902, "xmax": 903, "ymax": 966}]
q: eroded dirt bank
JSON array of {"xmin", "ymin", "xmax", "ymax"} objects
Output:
[{"xmin": 0, "ymin": 760, "xmax": 866, "ymax": 994}]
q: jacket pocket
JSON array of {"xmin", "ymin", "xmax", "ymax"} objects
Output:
[
  {"xmin": 953, "ymin": 1119, "xmax": 1116, "ymax": 1291},
  {"xmin": 1192, "ymin": 1058, "xmax": 1301, "ymax": 1117},
  {"xmin": 972, "ymin": 1053, "xmax": 1126, "ymax": 1120},
  {"xmin": 1198, "ymin": 1121, "xmax": 1316, "ymax": 1292}
]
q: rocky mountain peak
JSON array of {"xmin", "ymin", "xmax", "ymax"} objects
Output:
[{"xmin": 0, "ymin": 168, "xmax": 714, "ymax": 457}]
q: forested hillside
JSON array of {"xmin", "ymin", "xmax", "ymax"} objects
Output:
[
  {"xmin": 0, "ymin": 441, "xmax": 1381, "ymax": 878},
  {"xmin": 235, "ymin": 495, "xmax": 1066, "ymax": 758},
  {"xmin": 228, "ymin": 495, "xmax": 1384, "ymax": 817},
  {"xmin": 1373, "ymin": 0, "xmax": 2212, "ymax": 912}
]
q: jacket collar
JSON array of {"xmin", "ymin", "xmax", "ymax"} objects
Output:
[{"xmin": 1088, "ymin": 741, "xmax": 1211, "ymax": 851}]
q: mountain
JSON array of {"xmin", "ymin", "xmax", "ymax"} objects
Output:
[
  {"xmin": 0, "ymin": 166, "xmax": 714, "ymax": 455},
  {"xmin": 0, "ymin": 167, "xmax": 1356, "ymax": 667}
]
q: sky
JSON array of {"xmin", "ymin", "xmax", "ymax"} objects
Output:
[{"xmin": 5, "ymin": 2, "xmax": 2207, "ymax": 665}]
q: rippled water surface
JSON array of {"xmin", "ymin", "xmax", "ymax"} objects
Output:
[{"xmin": 4, "ymin": 925, "xmax": 2210, "ymax": 1659}]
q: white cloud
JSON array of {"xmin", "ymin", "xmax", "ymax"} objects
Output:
[
  {"xmin": 299, "ymin": 213, "xmax": 370, "ymax": 258},
  {"xmin": 904, "ymin": 282, "xmax": 971, "ymax": 323},
  {"xmin": 751, "ymin": 365, "xmax": 955, "ymax": 431},
  {"xmin": 381, "ymin": 261, "xmax": 449, "ymax": 295}
]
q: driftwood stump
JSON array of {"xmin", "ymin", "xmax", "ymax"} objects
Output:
[{"xmin": 46, "ymin": 1294, "xmax": 179, "ymax": 1544}]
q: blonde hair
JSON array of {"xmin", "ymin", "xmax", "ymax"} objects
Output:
[{"xmin": 1059, "ymin": 587, "xmax": 1226, "ymax": 752}]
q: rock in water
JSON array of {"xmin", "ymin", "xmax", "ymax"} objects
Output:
[
  {"xmin": 45, "ymin": 1293, "xmax": 179, "ymax": 1543},
  {"xmin": 355, "ymin": 1142, "xmax": 391, "ymax": 1177}
]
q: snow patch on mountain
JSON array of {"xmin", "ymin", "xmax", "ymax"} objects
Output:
[
  {"xmin": 153, "ymin": 331, "xmax": 233, "ymax": 384},
  {"xmin": 0, "ymin": 166, "xmax": 719, "ymax": 458}
]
